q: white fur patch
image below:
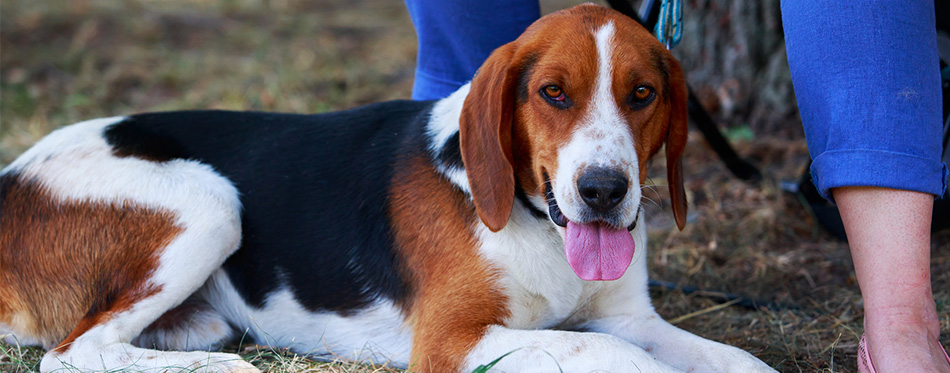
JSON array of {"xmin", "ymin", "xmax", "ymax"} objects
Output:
[
  {"xmin": 475, "ymin": 200, "xmax": 585, "ymax": 329},
  {"xmin": 475, "ymin": 204, "xmax": 649, "ymax": 330},
  {"xmin": 427, "ymin": 83, "xmax": 472, "ymax": 193},
  {"xmin": 427, "ymin": 83, "xmax": 470, "ymax": 157},
  {"xmin": 8, "ymin": 117, "xmax": 242, "ymax": 225},
  {"xmin": 463, "ymin": 325, "xmax": 676, "ymax": 372},
  {"xmin": 41, "ymin": 342, "xmax": 255, "ymax": 373},
  {"xmin": 200, "ymin": 271, "xmax": 413, "ymax": 368}
]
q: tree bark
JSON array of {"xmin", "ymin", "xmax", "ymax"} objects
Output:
[{"xmin": 669, "ymin": 0, "xmax": 801, "ymax": 138}]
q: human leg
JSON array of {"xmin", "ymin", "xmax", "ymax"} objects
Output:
[
  {"xmin": 835, "ymin": 187, "xmax": 948, "ymax": 373},
  {"xmin": 403, "ymin": 0, "xmax": 539, "ymax": 100},
  {"xmin": 782, "ymin": 0, "xmax": 948, "ymax": 371}
]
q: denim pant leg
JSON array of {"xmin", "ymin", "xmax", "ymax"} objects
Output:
[
  {"xmin": 782, "ymin": 0, "xmax": 947, "ymax": 200},
  {"xmin": 404, "ymin": 0, "xmax": 540, "ymax": 100}
]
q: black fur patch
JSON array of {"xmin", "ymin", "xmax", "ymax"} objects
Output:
[
  {"xmin": 104, "ymin": 101, "xmax": 436, "ymax": 313},
  {"xmin": 104, "ymin": 118, "xmax": 187, "ymax": 162},
  {"xmin": 0, "ymin": 171, "xmax": 20, "ymax": 216},
  {"xmin": 515, "ymin": 184, "xmax": 547, "ymax": 219},
  {"xmin": 437, "ymin": 131, "xmax": 463, "ymax": 170}
]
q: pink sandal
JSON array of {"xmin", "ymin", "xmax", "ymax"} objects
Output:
[{"xmin": 858, "ymin": 334, "xmax": 950, "ymax": 373}]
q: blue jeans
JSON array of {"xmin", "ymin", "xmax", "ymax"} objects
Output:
[
  {"xmin": 783, "ymin": 0, "xmax": 946, "ymax": 200},
  {"xmin": 405, "ymin": 0, "xmax": 947, "ymax": 200},
  {"xmin": 403, "ymin": 0, "xmax": 539, "ymax": 100}
]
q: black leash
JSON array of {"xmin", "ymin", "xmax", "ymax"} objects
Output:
[{"xmin": 648, "ymin": 279, "xmax": 804, "ymax": 312}]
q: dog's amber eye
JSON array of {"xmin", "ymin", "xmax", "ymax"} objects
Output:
[
  {"xmin": 627, "ymin": 85, "xmax": 656, "ymax": 110},
  {"xmin": 540, "ymin": 85, "xmax": 570, "ymax": 109},
  {"xmin": 633, "ymin": 86, "xmax": 652, "ymax": 101},
  {"xmin": 543, "ymin": 85, "xmax": 564, "ymax": 101}
]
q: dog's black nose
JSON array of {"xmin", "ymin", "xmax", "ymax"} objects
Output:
[{"xmin": 577, "ymin": 167, "xmax": 628, "ymax": 213}]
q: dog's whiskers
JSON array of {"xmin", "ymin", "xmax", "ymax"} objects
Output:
[{"xmin": 640, "ymin": 195, "xmax": 660, "ymax": 208}]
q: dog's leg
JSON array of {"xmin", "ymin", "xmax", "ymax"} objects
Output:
[
  {"xmin": 461, "ymin": 325, "xmax": 682, "ymax": 372},
  {"xmin": 36, "ymin": 193, "xmax": 256, "ymax": 372},
  {"xmin": 0, "ymin": 121, "xmax": 260, "ymax": 372},
  {"xmin": 587, "ymin": 311, "xmax": 776, "ymax": 373},
  {"xmin": 35, "ymin": 173, "xmax": 257, "ymax": 372},
  {"xmin": 582, "ymin": 229, "xmax": 776, "ymax": 373},
  {"xmin": 132, "ymin": 297, "xmax": 233, "ymax": 352}
]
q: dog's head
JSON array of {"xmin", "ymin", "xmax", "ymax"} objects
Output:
[{"xmin": 459, "ymin": 4, "xmax": 688, "ymax": 281}]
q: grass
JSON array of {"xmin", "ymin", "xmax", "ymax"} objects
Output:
[
  {"xmin": 1, "ymin": 0, "xmax": 948, "ymax": 372},
  {"xmin": 0, "ymin": 340, "xmax": 45, "ymax": 372}
]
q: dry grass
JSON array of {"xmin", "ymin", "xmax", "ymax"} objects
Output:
[{"xmin": 1, "ymin": 1, "xmax": 948, "ymax": 372}]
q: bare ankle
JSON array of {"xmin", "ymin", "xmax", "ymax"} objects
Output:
[{"xmin": 864, "ymin": 300, "xmax": 941, "ymax": 339}]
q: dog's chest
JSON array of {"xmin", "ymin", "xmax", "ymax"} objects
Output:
[{"xmin": 475, "ymin": 206, "xmax": 606, "ymax": 329}]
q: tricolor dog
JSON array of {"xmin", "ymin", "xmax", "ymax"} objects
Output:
[{"xmin": 0, "ymin": 5, "xmax": 775, "ymax": 372}]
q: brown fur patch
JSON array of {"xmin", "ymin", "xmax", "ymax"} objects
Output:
[
  {"xmin": 0, "ymin": 173, "xmax": 180, "ymax": 351},
  {"xmin": 460, "ymin": 42, "xmax": 519, "ymax": 232},
  {"xmin": 389, "ymin": 154, "xmax": 509, "ymax": 373}
]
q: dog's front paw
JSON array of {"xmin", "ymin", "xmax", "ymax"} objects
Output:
[
  {"xmin": 187, "ymin": 352, "xmax": 261, "ymax": 373},
  {"xmin": 681, "ymin": 344, "xmax": 776, "ymax": 373},
  {"xmin": 467, "ymin": 329, "xmax": 683, "ymax": 373}
]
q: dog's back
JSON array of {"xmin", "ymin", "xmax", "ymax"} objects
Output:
[{"xmin": 105, "ymin": 103, "xmax": 433, "ymax": 313}]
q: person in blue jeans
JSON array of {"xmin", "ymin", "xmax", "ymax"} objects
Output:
[
  {"xmin": 783, "ymin": 2, "xmax": 948, "ymax": 372},
  {"xmin": 404, "ymin": 0, "xmax": 950, "ymax": 371}
]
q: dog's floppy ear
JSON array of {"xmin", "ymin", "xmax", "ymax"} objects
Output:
[
  {"xmin": 460, "ymin": 43, "xmax": 519, "ymax": 232},
  {"xmin": 664, "ymin": 54, "xmax": 689, "ymax": 231}
]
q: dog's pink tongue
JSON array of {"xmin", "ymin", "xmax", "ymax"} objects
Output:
[{"xmin": 564, "ymin": 221, "xmax": 636, "ymax": 281}]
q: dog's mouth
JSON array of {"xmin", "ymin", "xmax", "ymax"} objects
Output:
[
  {"xmin": 543, "ymin": 175, "xmax": 638, "ymax": 281},
  {"xmin": 545, "ymin": 179, "xmax": 570, "ymax": 228},
  {"xmin": 543, "ymin": 178, "xmax": 638, "ymax": 231}
]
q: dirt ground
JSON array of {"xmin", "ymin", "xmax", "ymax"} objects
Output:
[{"xmin": 1, "ymin": 0, "xmax": 948, "ymax": 372}]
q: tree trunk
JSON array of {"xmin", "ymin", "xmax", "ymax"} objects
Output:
[{"xmin": 669, "ymin": 0, "xmax": 801, "ymax": 138}]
